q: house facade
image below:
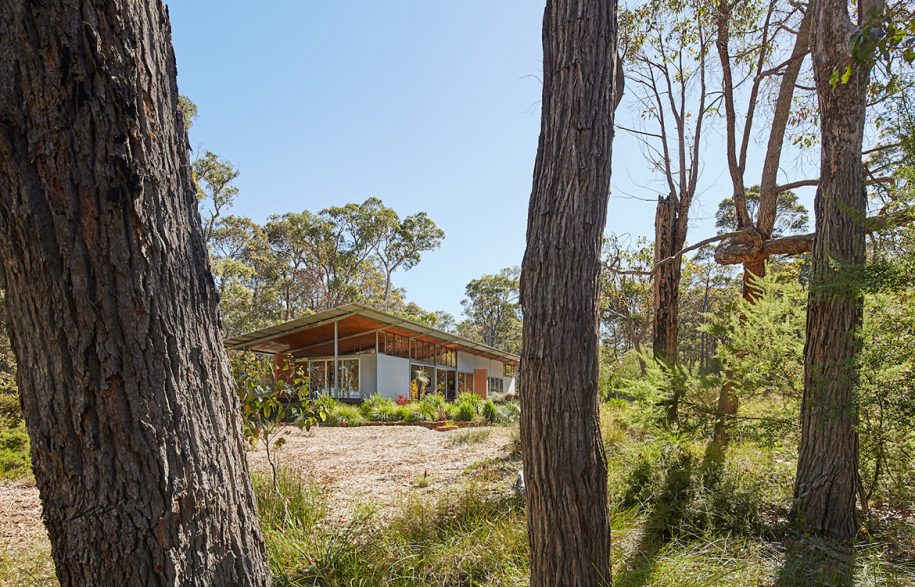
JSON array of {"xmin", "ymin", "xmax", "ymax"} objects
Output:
[{"xmin": 225, "ymin": 304, "xmax": 519, "ymax": 401}]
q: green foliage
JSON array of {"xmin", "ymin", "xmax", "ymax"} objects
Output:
[
  {"xmin": 370, "ymin": 402, "xmax": 406, "ymax": 422},
  {"xmin": 0, "ymin": 416, "xmax": 31, "ymax": 481},
  {"xmin": 714, "ymin": 187, "xmax": 809, "ymax": 238},
  {"xmin": 857, "ymin": 290, "xmax": 915, "ymax": 507},
  {"xmin": 496, "ymin": 401, "xmax": 521, "ymax": 424},
  {"xmin": 454, "ymin": 401, "xmax": 476, "ymax": 422},
  {"xmin": 459, "ymin": 267, "xmax": 521, "ymax": 353},
  {"xmin": 456, "ymin": 391, "xmax": 482, "ymax": 409},
  {"xmin": 704, "ymin": 270, "xmax": 807, "ymax": 443},
  {"xmin": 0, "ymin": 393, "xmax": 21, "ymax": 424},
  {"xmin": 231, "ymin": 352, "xmax": 324, "ymax": 490},
  {"xmin": 481, "ymin": 399, "xmax": 500, "ymax": 423},
  {"xmin": 326, "ymin": 403, "xmax": 365, "ymax": 427},
  {"xmin": 360, "ymin": 394, "xmax": 391, "ymax": 417},
  {"xmin": 401, "ymin": 401, "xmax": 435, "ymax": 423},
  {"xmin": 254, "ymin": 467, "xmax": 527, "ymax": 586}
]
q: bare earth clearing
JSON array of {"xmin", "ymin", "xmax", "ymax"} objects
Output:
[{"xmin": 0, "ymin": 425, "xmax": 516, "ymax": 580}]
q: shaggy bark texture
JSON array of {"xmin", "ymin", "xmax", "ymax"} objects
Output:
[
  {"xmin": 792, "ymin": 0, "xmax": 878, "ymax": 540},
  {"xmin": 0, "ymin": 1, "xmax": 270, "ymax": 583},
  {"xmin": 520, "ymin": 0, "xmax": 622, "ymax": 584}
]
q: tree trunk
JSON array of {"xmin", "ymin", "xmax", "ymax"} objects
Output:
[
  {"xmin": 652, "ymin": 196, "xmax": 682, "ymax": 367},
  {"xmin": 742, "ymin": 257, "xmax": 766, "ymax": 303},
  {"xmin": 652, "ymin": 196, "xmax": 684, "ymax": 424},
  {"xmin": 0, "ymin": 2, "xmax": 270, "ymax": 584},
  {"xmin": 519, "ymin": 0, "xmax": 621, "ymax": 584},
  {"xmin": 792, "ymin": 0, "xmax": 875, "ymax": 540}
]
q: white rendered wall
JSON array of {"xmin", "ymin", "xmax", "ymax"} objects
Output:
[
  {"xmin": 358, "ymin": 354, "xmax": 377, "ymax": 398},
  {"xmin": 376, "ymin": 353, "xmax": 410, "ymax": 400},
  {"xmin": 456, "ymin": 351, "xmax": 516, "ymax": 395}
]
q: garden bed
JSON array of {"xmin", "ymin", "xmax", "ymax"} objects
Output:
[{"xmin": 357, "ymin": 420, "xmax": 493, "ymax": 431}]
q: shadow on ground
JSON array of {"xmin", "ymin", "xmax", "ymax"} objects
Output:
[{"xmin": 776, "ymin": 537, "xmax": 855, "ymax": 587}]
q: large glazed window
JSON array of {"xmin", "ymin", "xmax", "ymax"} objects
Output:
[
  {"xmin": 308, "ymin": 358, "xmax": 360, "ymax": 399},
  {"xmin": 488, "ymin": 377, "xmax": 504, "ymax": 395}
]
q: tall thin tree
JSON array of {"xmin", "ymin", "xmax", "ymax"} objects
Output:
[
  {"xmin": 792, "ymin": 0, "xmax": 883, "ymax": 539},
  {"xmin": 520, "ymin": 0, "xmax": 623, "ymax": 584},
  {"xmin": 0, "ymin": 1, "xmax": 270, "ymax": 583}
]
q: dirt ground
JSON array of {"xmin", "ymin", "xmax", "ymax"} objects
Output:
[
  {"xmin": 0, "ymin": 424, "xmax": 516, "ymax": 574},
  {"xmin": 246, "ymin": 425, "xmax": 517, "ymax": 520}
]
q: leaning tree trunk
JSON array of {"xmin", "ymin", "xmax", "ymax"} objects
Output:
[
  {"xmin": 792, "ymin": 0, "xmax": 876, "ymax": 540},
  {"xmin": 0, "ymin": 2, "xmax": 270, "ymax": 584},
  {"xmin": 519, "ymin": 0, "xmax": 621, "ymax": 584}
]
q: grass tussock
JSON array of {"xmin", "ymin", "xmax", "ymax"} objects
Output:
[
  {"xmin": 444, "ymin": 428, "xmax": 492, "ymax": 448},
  {"xmin": 254, "ymin": 468, "xmax": 528, "ymax": 586}
]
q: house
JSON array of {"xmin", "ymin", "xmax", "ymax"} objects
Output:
[{"xmin": 225, "ymin": 303, "xmax": 519, "ymax": 401}]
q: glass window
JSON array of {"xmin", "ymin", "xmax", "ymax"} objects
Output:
[
  {"xmin": 308, "ymin": 361, "xmax": 326, "ymax": 395},
  {"xmin": 411, "ymin": 365, "xmax": 434, "ymax": 399},
  {"xmin": 458, "ymin": 372, "xmax": 474, "ymax": 393},
  {"xmin": 381, "ymin": 332, "xmax": 409, "ymax": 358},
  {"xmin": 308, "ymin": 358, "xmax": 359, "ymax": 399},
  {"xmin": 438, "ymin": 348, "xmax": 456, "ymax": 368},
  {"xmin": 339, "ymin": 359, "xmax": 360, "ymax": 399},
  {"xmin": 488, "ymin": 377, "xmax": 504, "ymax": 395},
  {"xmin": 503, "ymin": 363, "xmax": 516, "ymax": 378}
]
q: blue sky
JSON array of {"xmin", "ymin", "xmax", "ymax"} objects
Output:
[{"xmin": 167, "ymin": 1, "xmax": 816, "ymax": 318}]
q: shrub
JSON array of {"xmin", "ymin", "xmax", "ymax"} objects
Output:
[
  {"xmin": 617, "ymin": 439, "xmax": 785, "ymax": 539},
  {"xmin": 481, "ymin": 400, "xmax": 500, "ymax": 423},
  {"xmin": 497, "ymin": 401, "xmax": 521, "ymax": 424},
  {"xmin": 327, "ymin": 403, "xmax": 364, "ymax": 427},
  {"xmin": 314, "ymin": 395, "xmax": 340, "ymax": 415},
  {"xmin": 370, "ymin": 402, "xmax": 405, "ymax": 422},
  {"xmin": 0, "ymin": 393, "xmax": 21, "ymax": 424},
  {"xmin": 454, "ymin": 401, "xmax": 476, "ymax": 422},
  {"xmin": 402, "ymin": 402, "xmax": 436, "ymax": 423},
  {"xmin": 457, "ymin": 392, "xmax": 483, "ymax": 410},
  {"xmin": 443, "ymin": 402, "xmax": 461, "ymax": 421},
  {"xmin": 0, "ymin": 416, "xmax": 31, "ymax": 481},
  {"xmin": 395, "ymin": 394, "xmax": 411, "ymax": 406},
  {"xmin": 360, "ymin": 394, "xmax": 392, "ymax": 416}
]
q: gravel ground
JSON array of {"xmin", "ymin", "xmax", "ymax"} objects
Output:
[
  {"xmin": 0, "ymin": 425, "xmax": 516, "ymax": 565},
  {"xmin": 246, "ymin": 425, "xmax": 517, "ymax": 521}
]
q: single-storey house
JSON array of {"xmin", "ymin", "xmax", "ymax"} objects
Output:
[{"xmin": 225, "ymin": 303, "xmax": 519, "ymax": 401}]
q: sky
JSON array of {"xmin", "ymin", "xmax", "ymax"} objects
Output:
[{"xmin": 166, "ymin": 1, "xmax": 817, "ymax": 318}]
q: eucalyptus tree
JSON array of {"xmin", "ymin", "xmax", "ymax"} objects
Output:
[
  {"xmin": 376, "ymin": 210, "xmax": 445, "ymax": 304},
  {"xmin": 0, "ymin": 0, "xmax": 269, "ymax": 583},
  {"xmin": 792, "ymin": 0, "xmax": 884, "ymax": 540},
  {"xmin": 210, "ymin": 215, "xmax": 280, "ymax": 336},
  {"xmin": 619, "ymin": 0, "xmax": 715, "ymax": 369},
  {"xmin": 195, "ymin": 149, "xmax": 241, "ymax": 243},
  {"xmin": 519, "ymin": 0, "xmax": 623, "ymax": 582},
  {"xmin": 600, "ymin": 235, "xmax": 654, "ymax": 371},
  {"xmin": 461, "ymin": 267, "xmax": 521, "ymax": 353},
  {"xmin": 711, "ymin": 0, "xmax": 816, "ymax": 297}
]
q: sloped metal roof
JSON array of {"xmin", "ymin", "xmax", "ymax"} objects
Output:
[{"xmin": 224, "ymin": 303, "xmax": 520, "ymax": 363}]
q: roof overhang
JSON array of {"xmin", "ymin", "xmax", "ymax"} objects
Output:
[{"xmin": 224, "ymin": 303, "xmax": 520, "ymax": 364}]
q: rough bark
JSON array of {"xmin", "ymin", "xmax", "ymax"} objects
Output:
[
  {"xmin": 652, "ymin": 195, "xmax": 684, "ymax": 368},
  {"xmin": 792, "ymin": 0, "xmax": 878, "ymax": 540},
  {"xmin": 652, "ymin": 195, "xmax": 685, "ymax": 425},
  {"xmin": 0, "ymin": 1, "xmax": 270, "ymax": 584},
  {"xmin": 519, "ymin": 0, "xmax": 621, "ymax": 583}
]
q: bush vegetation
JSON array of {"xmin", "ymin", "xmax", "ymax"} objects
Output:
[{"xmin": 311, "ymin": 393, "xmax": 522, "ymax": 427}]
